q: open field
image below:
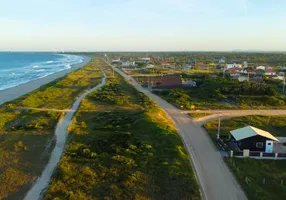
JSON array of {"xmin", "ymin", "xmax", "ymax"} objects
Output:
[
  {"xmin": 204, "ymin": 115, "xmax": 286, "ymax": 138},
  {"xmin": 204, "ymin": 116, "xmax": 286, "ymax": 200},
  {"xmin": 226, "ymin": 158, "xmax": 286, "ymax": 200},
  {"xmin": 44, "ymin": 65, "xmax": 200, "ymax": 200},
  {"xmin": 154, "ymin": 76, "xmax": 286, "ymax": 110},
  {"xmin": 0, "ymin": 58, "xmax": 104, "ymax": 200}
]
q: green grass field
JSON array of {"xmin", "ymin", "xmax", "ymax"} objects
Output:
[
  {"xmin": 0, "ymin": 58, "xmax": 104, "ymax": 200},
  {"xmin": 154, "ymin": 76, "xmax": 286, "ymax": 110},
  {"xmin": 44, "ymin": 66, "xmax": 201, "ymax": 200},
  {"xmin": 204, "ymin": 116, "xmax": 286, "ymax": 200},
  {"xmin": 204, "ymin": 115, "xmax": 286, "ymax": 138},
  {"xmin": 226, "ymin": 158, "xmax": 286, "ymax": 200}
]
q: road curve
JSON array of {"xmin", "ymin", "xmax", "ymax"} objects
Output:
[
  {"xmin": 104, "ymin": 59, "xmax": 247, "ymax": 200},
  {"xmin": 24, "ymin": 70, "xmax": 107, "ymax": 200}
]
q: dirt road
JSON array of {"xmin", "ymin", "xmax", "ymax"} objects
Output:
[
  {"xmin": 24, "ymin": 70, "xmax": 106, "ymax": 200},
  {"xmin": 104, "ymin": 60, "xmax": 247, "ymax": 200},
  {"xmin": 187, "ymin": 110, "xmax": 286, "ymax": 124}
]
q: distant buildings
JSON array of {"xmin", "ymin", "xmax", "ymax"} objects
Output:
[
  {"xmin": 122, "ymin": 61, "xmax": 136, "ymax": 67},
  {"xmin": 183, "ymin": 65, "xmax": 193, "ymax": 71},
  {"xmin": 196, "ymin": 62, "xmax": 209, "ymax": 70},
  {"xmin": 264, "ymin": 69, "xmax": 276, "ymax": 76},
  {"xmin": 227, "ymin": 67, "xmax": 242, "ymax": 77},
  {"xmin": 256, "ymin": 66, "xmax": 273, "ymax": 70},
  {"xmin": 219, "ymin": 58, "xmax": 225, "ymax": 64},
  {"xmin": 160, "ymin": 61, "xmax": 170, "ymax": 66},
  {"xmin": 159, "ymin": 75, "xmax": 182, "ymax": 88},
  {"xmin": 139, "ymin": 57, "xmax": 151, "ymax": 62},
  {"xmin": 226, "ymin": 63, "xmax": 242, "ymax": 70},
  {"xmin": 243, "ymin": 61, "xmax": 248, "ymax": 68}
]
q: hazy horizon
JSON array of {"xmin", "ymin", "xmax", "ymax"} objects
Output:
[{"xmin": 1, "ymin": 0, "xmax": 286, "ymax": 51}]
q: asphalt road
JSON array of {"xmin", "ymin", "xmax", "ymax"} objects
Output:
[{"xmin": 104, "ymin": 60, "xmax": 247, "ymax": 200}]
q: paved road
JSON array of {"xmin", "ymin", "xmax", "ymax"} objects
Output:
[
  {"xmin": 24, "ymin": 70, "xmax": 107, "ymax": 200},
  {"xmin": 104, "ymin": 60, "xmax": 247, "ymax": 200},
  {"xmin": 187, "ymin": 110, "xmax": 286, "ymax": 124}
]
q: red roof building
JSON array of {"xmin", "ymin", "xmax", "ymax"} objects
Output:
[{"xmin": 158, "ymin": 75, "xmax": 182, "ymax": 88}]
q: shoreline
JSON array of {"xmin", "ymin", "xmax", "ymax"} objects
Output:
[{"xmin": 0, "ymin": 55, "xmax": 91, "ymax": 105}]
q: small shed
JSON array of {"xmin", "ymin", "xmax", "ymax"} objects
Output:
[{"xmin": 230, "ymin": 126, "xmax": 279, "ymax": 152}]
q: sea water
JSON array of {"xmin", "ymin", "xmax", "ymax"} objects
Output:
[{"xmin": 0, "ymin": 52, "xmax": 84, "ymax": 91}]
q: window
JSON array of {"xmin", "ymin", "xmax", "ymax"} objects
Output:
[
  {"xmin": 268, "ymin": 143, "xmax": 271, "ymax": 145},
  {"xmin": 256, "ymin": 142, "xmax": 264, "ymax": 148}
]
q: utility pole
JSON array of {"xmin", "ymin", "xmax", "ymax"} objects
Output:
[
  {"xmin": 217, "ymin": 118, "xmax": 221, "ymax": 139},
  {"xmin": 148, "ymin": 76, "xmax": 150, "ymax": 89},
  {"xmin": 283, "ymin": 73, "xmax": 285, "ymax": 93},
  {"xmin": 223, "ymin": 65, "xmax": 226, "ymax": 78}
]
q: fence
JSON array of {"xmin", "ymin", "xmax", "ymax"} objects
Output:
[{"xmin": 233, "ymin": 150, "xmax": 286, "ymax": 159}]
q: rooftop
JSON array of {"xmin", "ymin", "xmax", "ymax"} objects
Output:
[{"xmin": 230, "ymin": 126, "xmax": 279, "ymax": 142}]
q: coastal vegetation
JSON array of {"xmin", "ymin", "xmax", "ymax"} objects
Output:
[
  {"xmin": 44, "ymin": 66, "xmax": 200, "ymax": 200},
  {"xmin": 204, "ymin": 116, "xmax": 286, "ymax": 200},
  {"xmin": 154, "ymin": 77, "xmax": 286, "ymax": 110},
  {"xmin": 204, "ymin": 115, "xmax": 286, "ymax": 138},
  {"xmin": 0, "ymin": 58, "xmax": 103, "ymax": 200}
]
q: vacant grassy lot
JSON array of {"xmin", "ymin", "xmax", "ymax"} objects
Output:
[
  {"xmin": 0, "ymin": 58, "xmax": 104, "ymax": 200},
  {"xmin": 226, "ymin": 158, "xmax": 286, "ymax": 200},
  {"xmin": 204, "ymin": 115, "xmax": 286, "ymax": 138},
  {"xmin": 204, "ymin": 116, "xmax": 286, "ymax": 200},
  {"xmin": 154, "ymin": 76, "xmax": 286, "ymax": 110},
  {"xmin": 44, "ymin": 67, "xmax": 200, "ymax": 200}
]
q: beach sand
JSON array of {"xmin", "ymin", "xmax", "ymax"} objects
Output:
[{"xmin": 0, "ymin": 55, "xmax": 91, "ymax": 105}]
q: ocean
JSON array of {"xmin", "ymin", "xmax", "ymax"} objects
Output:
[{"xmin": 0, "ymin": 52, "xmax": 84, "ymax": 91}]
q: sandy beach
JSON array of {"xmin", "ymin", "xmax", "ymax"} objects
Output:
[{"xmin": 0, "ymin": 55, "xmax": 91, "ymax": 105}]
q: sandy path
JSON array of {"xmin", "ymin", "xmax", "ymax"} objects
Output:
[
  {"xmin": 186, "ymin": 110, "xmax": 286, "ymax": 124},
  {"xmin": 0, "ymin": 55, "xmax": 91, "ymax": 106},
  {"xmin": 24, "ymin": 70, "xmax": 107, "ymax": 200},
  {"xmin": 104, "ymin": 59, "xmax": 247, "ymax": 200}
]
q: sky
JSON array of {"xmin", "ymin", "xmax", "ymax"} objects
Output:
[{"xmin": 0, "ymin": 0, "xmax": 286, "ymax": 51}]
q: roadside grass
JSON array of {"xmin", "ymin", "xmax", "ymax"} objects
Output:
[
  {"xmin": 204, "ymin": 115, "xmax": 286, "ymax": 138},
  {"xmin": 0, "ymin": 58, "xmax": 104, "ymax": 200},
  {"xmin": 204, "ymin": 116, "xmax": 286, "ymax": 200},
  {"xmin": 226, "ymin": 158, "xmax": 286, "ymax": 200},
  {"xmin": 188, "ymin": 112, "xmax": 212, "ymax": 119},
  {"xmin": 153, "ymin": 77, "xmax": 286, "ymax": 110},
  {"xmin": 44, "ymin": 68, "xmax": 201, "ymax": 200}
]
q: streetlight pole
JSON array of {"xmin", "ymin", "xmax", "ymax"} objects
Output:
[
  {"xmin": 283, "ymin": 73, "xmax": 285, "ymax": 93},
  {"xmin": 217, "ymin": 118, "xmax": 221, "ymax": 139}
]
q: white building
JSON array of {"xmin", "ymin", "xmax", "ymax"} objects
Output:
[
  {"xmin": 265, "ymin": 69, "xmax": 276, "ymax": 76},
  {"xmin": 140, "ymin": 57, "xmax": 151, "ymax": 62},
  {"xmin": 112, "ymin": 58, "xmax": 121, "ymax": 62},
  {"xmin": 219, "ymin": 59, "xmax": 225, "ymax": 64},
  {"xmin": 183, "ymin": 65, "xmax": 193, "ymax": 70},
  {"xmin": 256, "ymin": 66, "xmax": 273, "ymax": 70},
  {"xmin": 122, "ymin": 61, "xmax": 136, "ymax": 67},
  {"xmin": 226, "ymin": 63, "xmax": 242, "ymax": 70}
]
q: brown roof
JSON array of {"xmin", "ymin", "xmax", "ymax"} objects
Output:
[
  {"xmin": 228, "ymin": 67, "xmax": 241, "ymax": 72},
  {"xmin": 160, "ymin": 75, "xmax": 182, "ymax": 87}
]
